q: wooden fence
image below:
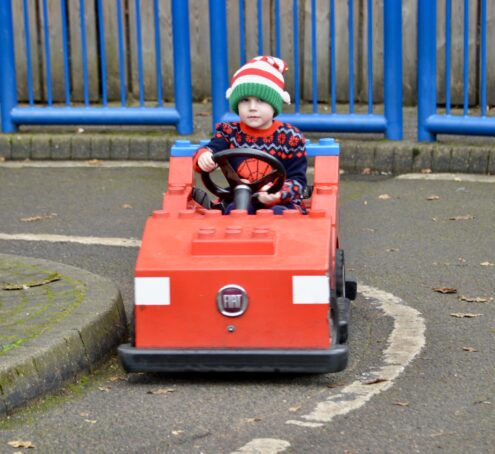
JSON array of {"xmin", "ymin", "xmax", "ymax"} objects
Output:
[{"xmin": 12, "ymin": 0, "xmax": 495, "ymax": 107}]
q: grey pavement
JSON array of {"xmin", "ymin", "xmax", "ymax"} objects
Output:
[{"xmin": 0, "ymin": 103, "xmax": 494, "ymax": 419}]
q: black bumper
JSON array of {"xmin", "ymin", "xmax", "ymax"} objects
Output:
[{"xmin": 118, "ymin": 344, "xmax": 348, "ymax": 373}]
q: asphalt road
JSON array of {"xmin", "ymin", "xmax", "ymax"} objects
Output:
[{"xmin": 0, "ymin": 164, "xmax": 493, "ymax": 454}]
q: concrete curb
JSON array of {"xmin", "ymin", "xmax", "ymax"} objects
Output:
[
  {"xmin": 1, "ymin": 133, "xmax": 494, "ymax": 175},
  {"xmin": 0, "ymin": 254, "xmax": 127, "ymax": 416}
]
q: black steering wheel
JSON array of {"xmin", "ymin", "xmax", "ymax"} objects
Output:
[{"xmin": 201, "ymin": 148, "xmax": 286, "ymax": 201}]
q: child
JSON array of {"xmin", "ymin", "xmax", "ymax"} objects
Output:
[{"xmin": 193, "ymin": 56, "xmax": 307, "ymax": 214}]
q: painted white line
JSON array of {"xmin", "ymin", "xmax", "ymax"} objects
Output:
[
  {"xmin": 230, "ymin": 439, "xmax": 290, "ymax": 454},
  {"xmin": 0, "ymin": 233, "xmax": 141, "ymax": 248},
  {"xmin": 0, "ymin": 161, "xmax": 168, "ymax": 168},
  {"xmin": 397, "ymin": 173, "xmax": 495, "ymax": 183},
  {"xmin": 287, "ymin": 284, "xmax": 425, "ymax": 425}
]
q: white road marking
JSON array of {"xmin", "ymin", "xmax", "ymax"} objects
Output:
[
  {"xmin": 287, "ymin": 284, "xmax": 425, "ymax": 425},
  {"xmin": 230, "ymin": 439, "xmax": 290, "ymax": 454},
  {"xmin": 0, "ymin": 161, "xmax": 168, "ymax": 168},
  {"xmin": 397, "ymin": 173, "xmax": 495, "ymax": 183},
  {"xmin": 0, "ymin": 233, "xmax": 141, "ymax": 248},
  {"xmin": 233, "ymin": 285, "xmax": 426, "ymax": 454}
]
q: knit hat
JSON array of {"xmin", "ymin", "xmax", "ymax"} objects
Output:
[{"xmin": 226, "ymin": 56, "xmax": 291, "ymax": 116}]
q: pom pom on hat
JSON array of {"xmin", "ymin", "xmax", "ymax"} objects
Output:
[{"xmin": 226, "ymin": 56, "xmax": 291, "ymax": 116}]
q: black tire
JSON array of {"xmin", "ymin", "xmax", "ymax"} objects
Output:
[{"xmin": 335, "ymin": 249, "xmax": 345, "ymax": 298}]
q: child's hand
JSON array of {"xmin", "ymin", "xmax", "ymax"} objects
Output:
[
  {"xmin": 197, "ymin": 151, "xmax": 218, "ymax": 172},
  {"xmin": 257, "ymin": 183, "xmax": 281, "ymax": 206}
]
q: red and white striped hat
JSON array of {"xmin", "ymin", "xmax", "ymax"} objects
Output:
[{"xmin": 226, "ymin": 56, "xmax": 291, "ymax": 116}]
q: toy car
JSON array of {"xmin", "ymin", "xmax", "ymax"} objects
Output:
[{"xmin": 118, "ymin": 138, "xmax": 357, "ymax": 373}]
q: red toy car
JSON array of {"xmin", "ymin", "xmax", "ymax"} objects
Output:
[{"xmin": 118, "ymin": 138, "xmax": 356, "ymax": 373}]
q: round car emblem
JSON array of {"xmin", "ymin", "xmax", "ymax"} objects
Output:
[{"xmin": 217, "ymin": 285, "xmax": 248, "ymax": 317}]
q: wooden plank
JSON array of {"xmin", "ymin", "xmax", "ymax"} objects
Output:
[
  {"xmin": 487, "ymin": 0, "xmax": 495, "ymax": 106},
  {"xmin": 401, "ymin": 0, "xmax": 417, "ymax": 106},
  {"xmin": 277, "ymin": 0, "xmax": 296, "ymax": 105},
  {"xmin": 68, "ymin": 0, "xmax": 100, "ymax": 102},
  {"xmin": 437, "ymin": 0, "xmax": 478, "ymax": 107},
  {"xmin": 189, "ymin": 0, "xmax": 211, "ymax": 101}
]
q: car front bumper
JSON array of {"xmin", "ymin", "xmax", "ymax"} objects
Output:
[{"xmin": 118, "ymin": 344, "xmax": 348, "ymax": 374}]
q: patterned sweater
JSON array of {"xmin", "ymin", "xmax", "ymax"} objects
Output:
[{"xmin": 193, "ymin": 120, "xmax": 307, "ymax": 207}]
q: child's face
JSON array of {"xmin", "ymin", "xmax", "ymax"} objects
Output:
[{"xmin": 238, "ymin": 97, "xmax": 275, "ymax": 130}]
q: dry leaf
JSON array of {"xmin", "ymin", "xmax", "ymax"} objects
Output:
[
  {"xmin": 363, "ymin": 377, "xmax": 388, "ymax": 385},
  {"xmin": 87, "ymin": 159, "xmax": 103, "ymax": 166},
  {"xmin": 98, "ymin": 386, "xmax": 111, "ymax": 392},
  {"xmin": 289, "ymin": 406, "xmax": 301, "ymax": 412},
  {"xmin": 421, "ymin": 168, "xmax": 432, "ymax": 174},
  {"xmin": 20, "ymin": 213, "xmax": 57, "ymax": 223},
  {"xmin": 0, "ymin": 156, "xmax": 6, "ymax": 162},
  {"xmin": 147, "ymin": 387, "xmax": 176, "ymax": 395},
  {"xmin": 85, "ymin": 419, "xmax": 97, "ymax": 424},
  {"xmin": 474, "ymin": 400, "xmax": 491, "ymax": 405},
  {"xmin": 392, "ymin": 400, "xmax": 409, "ymax": 407},
  {"xmin": 426, "ymin": 195, "xmax": 440, "ymax": 201},
  {"xmin": 361, "ymin": 167, "xmax": 371, "ymax": 175},
  {"xmin": 459, "ymin": 296, "xmax": 492, "ymax": 303},
  {"xmin": 462, "ymin": 347, "xmax": 478, "ymax": 352},
  {"xmin": 450, "ymin": 312, "xmax": 483, "ymax": 318},
  {"xmin": 378, "ymin": 194, "xmax": 393, "ymax": 200},
  {"xmin": 449, "ymin": 215, "xmax": 474, "ymax": 221},
  {"xmin": 7, "ymin": 441, "xmax": 36, "ymax": 449},
  {"xmin": 480, "ymin": 261, "xmax": 494, "ymax": 267},
  {"xmin": 171, "ymin": 430, "xmax": 184, "ymax": 436},
  {"xmin": 122, "ymin": 204, "xmax": 133, "ymax": 209},
  {"xmin": 244, "ymin": 417, "xmax": 262, "ymax": 423},
  {"xmin": 433, "ymin": 287, "xmax": 457, "ymax": 294}
]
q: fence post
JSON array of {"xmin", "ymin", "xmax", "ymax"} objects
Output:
[
  {"xmin": 0, "ymin": 0, "xmax": 18, "ymax": 133},
  {"xmin": 172, "ymin": 0, "xmax": 193, "ymax": 134},
  {"xmin": 209, "ymin": 0, "xmax": 230, "ymax": 130},
  {"xmin": 383, "ymin": 0, "xmax": 403, "ymax": 140},
  {"xmin": 417, "ymin": 0, "xmax": 436, "ymax": 142}
]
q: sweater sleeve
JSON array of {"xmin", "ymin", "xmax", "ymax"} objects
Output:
[
  {"xmin": 278, "ymin": 130, "xmax": 307, "ymax": 205},
  {"xmin": 192, "ymin": 122, "xmax": 232, "ymax": 173}
]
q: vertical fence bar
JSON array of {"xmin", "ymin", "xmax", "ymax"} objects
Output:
[
  {"xmin": 209, "ymin": 0, "xmax": 229, "ymax": 128},
  {"xmin": 153, "ymin": 0, "xmax": 163, "ymax": 107},
  {"xmin": 116, "ymin": 0, "xmax": 126, "ymax": 106},
  {"xmin": 41, "ymin": 0, "xmax": 53, "ymax": 105},
  {"xmin": 135, "ymin": 0, "xmax": 145, "ymax": 106},
  {"xmin": 257, "ymin": 0, "xmax": 263, "ymax": 55},
  {"xmin": 60, "ymin": 0, "xmax": 71, "ymax": 105},
  {"xmin": 417, "ymin": 0, "xmax": 436, "ymax": 141},
  {"xmin": 293, "ymin": 0, "xmax": 300, "ymax": 112},
  {"xmin": 79, "ymin": 0, "xmax": 90, "ymax": 106},
  {"xmin": 171, "ymin": 0, "xmax": 193, "ymax": 133},
  {"xmin": 0, "ymin": 0, "xmax": 18, "ymax": 132},
  {"xmin": 384, "ymin": 0, "xmax": 402, "ymax": 139},
  {"xmin": 23, "ymin": 0, "xmax": 34, "ymax": 105},
  {"xmin": 330, "ymin": 0, "xmax": 336, "ymax": 114},
  {"xmin": 96, "ymin": 0, "xmax": 108, "ymax": 106},
  {"xmin": 348, "ymin": 0, "xmax": 354, "ymax": 113},
  {"xmin": 311, "ymin": 0, "xmax": 317, "ymax": 113},
  {"xmin": 367, "ymin": 0, "xmax": 373, "ymax": 114},
  {"xmin": 480, "ymin": 0, "xmax": 487, "ymax": 117},
  {"xmin": 445, "ymin": 0, "xmax": 451, "ymax": 114},
  {"xmin": 239, "ymin": 0, "xmax": 246, "ymax": 65},
  {"xmin": 275, "ymin": 0, "xmax": 281, "ymax": 58},
  {"xmin": 463, "ymin": 0, "xmax": 469, "ymax": 115}
]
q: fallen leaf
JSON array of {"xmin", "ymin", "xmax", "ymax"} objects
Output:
[
  {"xmin": 84, "ymin": 419, "xmax": 97, "ymax": 424},
  {"xmin": 7, "ymin": 441, "xmax": 36, "ymax": 449},
  {"xmin": 77, "ymin": 127, "xmax": 85, "ymax": 134},
  {"xmin": 0, "ymin": 156, "xmax": 6, "ymax": 162},
  {"xmin": 378, "ymin": 194, "xmax": 393, "ymax": 200},
  {"xmin": 289, "ymin": 406, "xmax": 301, "ymax": 412},
  {"xmin": 362, "ymin": 377, "xmax": 388, "ymax": 385},
  {"xmin": 421, "ymin": 168, "xmax": 432, "ymax": 174},
  {"xmin": 462, "ymin": 347, "xmax": 478, "ymax": 352},
  {"xmin": 392, "ymin": 400, "xmax": 409, "ymax": 407},
  {"xmin": 361, "ymin": 167, "xmax": 371, "ymax": 175},
  {"xmin": 147, "ymin": 387, "xmax": 176, "ymax": 395},
  {"xmin": 426, "ymin": 195, "xmax": 440, "ymax": 201},
  {"xmin": 474, "ymin": 400, "xmax": 491, "ymax": 405},
  {"xmin": 2, "ymin": 273, "xmax": 61, "ymax": 290},
  {"xmin": 431, "ymin": 431, "xmax": 456, "ymax": 437},
  {"xmin": 122, "ymin": 204, "xmax": 133, "ymax": 209},
  {"xmin": 20, "ymin": 213, "xmax": 57, "ymax": 222},
  {"xmin": 171, "ymin": 430, "xmax": 184, "ymax": 436},
  {"xmin": 98, "ymin": 386, "xmax": 111, "ymax": 392},
  {"xmin": 459, "ymin": 296, "xmax": 492, "ymax": 303},
  {"xmin": 87, "ymin": 159, "xmax": 103, "ymax": 166},
  {"xmin": 195, "ymin": 111, "xmax": 209, "ymax": 117},
  {"xmin": 449, "ymin": 215, "xmax": 474, "ymax": 221},
  {"xmin": 386, "ymin": 248, "xmax": 400, "ymax": 252},
  {"xmin": 480, "ymin": 261, "xmax": 494, "ymax": 267},
  {"xmin": 244, "ymin": 417, "xmax": 262, "ymax": 423},
  {"xmin": 450, "ymin": 312, "xmax": 483, "ymax": 318},
  {"xmin": 433, "ymin": 287, "xmax": 457, "ymax": 294}
]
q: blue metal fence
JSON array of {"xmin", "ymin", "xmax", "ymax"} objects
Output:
[
  {"xmin": 0, "ymin": 0, "xmax": 193, "ymax": 134},
  {"xmin": 418, "ymin": 0, "xmax": 495, "ymax": 142},
  {"xmin": 209, "ymin": 0, "xmax": 403, "ymax": 140}
]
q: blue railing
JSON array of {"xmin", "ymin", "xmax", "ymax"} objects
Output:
[
  {"xmin": 0, "ymin": 0, "xmax": 193, "ymax": 134},
  {"xmin": 208, "ymin": 0, "xmax": 403, "ymax": 140},
  {"xmin": 418, "ymin": 0, "xmax": 495, "ymax": 142}
]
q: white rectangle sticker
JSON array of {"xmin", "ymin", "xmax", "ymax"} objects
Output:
[
  {"xmin": 135, "ymin": 277, "xmax": 170, "ymax": 306},
  {"xmin": 292, "ymin": 276, "xmax": 329, "ymax": 304}
]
